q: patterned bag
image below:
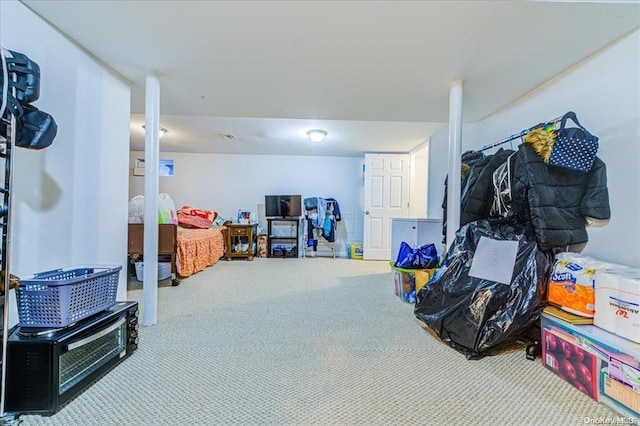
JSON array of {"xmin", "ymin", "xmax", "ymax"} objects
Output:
[{"xmin": 548, "ymin": 111, "xmax": 598, "ymax": 173}]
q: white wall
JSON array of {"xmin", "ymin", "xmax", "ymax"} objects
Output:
[
  {"xmin": 409, "ymin": 144, "xmax": 428, "ymax": 218},
  {"xmin": 1, "ymin": 2, "xmax": 131, "ymax": 299},
  {"xmin": 428, "ymin": 30, "xmax": 640, "ymax": 267},
  {"xmin": 129, "ymin": 152, "xmax": 365, "ymax": 254}
]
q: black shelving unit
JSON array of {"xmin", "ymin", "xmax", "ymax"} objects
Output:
[{"xmin": 267, "ymin": 218, "xmax": 299, "ymax": 258}]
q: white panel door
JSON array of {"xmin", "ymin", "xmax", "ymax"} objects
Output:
[{"xmin": 363, "ymin": 154, "xmax": 410, "ymax": 260}]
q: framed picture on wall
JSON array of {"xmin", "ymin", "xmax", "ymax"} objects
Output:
[
  {"xmin": 159, "ymin": 159, "xmax": 174, "ymax": 177},
  {"xmin": 134, "ymin": 158, "xmax": 174, "ymax": 177}
]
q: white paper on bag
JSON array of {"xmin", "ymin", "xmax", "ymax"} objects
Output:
[{"xmin": 468, "ymin": 237, "xmax": 519, "ymax": 285}]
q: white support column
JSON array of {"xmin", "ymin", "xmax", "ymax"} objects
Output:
[
  {"xmin": 143, "ymin": 74, "xmax": 160, "ymax": 326},
  {"xmin": 446, "ymin": 80, "xmax": 463, "ymax": 249}
]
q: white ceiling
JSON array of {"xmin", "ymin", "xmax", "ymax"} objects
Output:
[{"xmin": 22, "ymin": 0, "xmax": 640, "ymax": 156}]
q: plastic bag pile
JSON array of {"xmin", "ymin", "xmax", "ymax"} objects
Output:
[
  {"xmin": 128, "ymin": 193, "xmax": 178, "ymax": 224},
  {"xmin": 414, "ymin": 219, "xmax": 554, "ymax": 359}
]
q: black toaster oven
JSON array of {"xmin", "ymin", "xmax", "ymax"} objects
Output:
[{"xmin": 5, "ymin": 301, "xmax": 139, "ymax": 415}]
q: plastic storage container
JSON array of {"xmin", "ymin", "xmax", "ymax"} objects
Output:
[
  {"xmin": 16, "ymin": 265, "xmax": 121, "ymax": 328},
  {"xmin": 135, "ymin": 262, "xmax": 171, "ymax": 282},
  {"xmin": 390, "ymin": 261, "xmax": 436, "ymax": 304}
]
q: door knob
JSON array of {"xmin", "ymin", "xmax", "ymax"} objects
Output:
[{"xmin": 365, "ymin": 211, "xmax": 370, "ymax": 215}]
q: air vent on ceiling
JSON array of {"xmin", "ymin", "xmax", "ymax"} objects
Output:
[{"xmin": 219, "ymin": 133, "xmax": 238, "ymax": 140}]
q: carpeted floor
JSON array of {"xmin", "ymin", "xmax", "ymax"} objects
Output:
[{"xmin": 18, "ymin": 258, "xmax": 618, "ymax": 425}]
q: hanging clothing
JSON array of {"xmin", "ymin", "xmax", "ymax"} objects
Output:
[
  {"xmin": 324, "ymin": 198, "xmax": 342, "ymax": 221},
  {"xmin": 323, "ymin": 217, "xmax": 335, "ymax": 242},
  {"xmin": 460, "ymin": 148, "xmax": 515, "ymax": 226},
  {"xmin": 304, "ymin": 197, "xmax": 340, "ymax": 245},
  {"xmin": 510, "ymin": 143, "xmax": 610, "ymax": 250},
  {"xmin": 304, "ymin": 197, "xmax": 327, "ymax": 229},
  {"xmin": 441, "ymin": 150, "xmax": 485, "ymax": 242}
]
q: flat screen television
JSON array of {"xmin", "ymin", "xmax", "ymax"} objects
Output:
[{"xmin": 265, "ymin": 195, "xmax": 302, "ymax": 218}]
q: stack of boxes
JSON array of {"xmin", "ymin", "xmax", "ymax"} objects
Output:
[{"xmin": 542, "ymin": 254, "xmax": 639, "ymax": 420}]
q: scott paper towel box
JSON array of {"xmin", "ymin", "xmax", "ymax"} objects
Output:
[{"xmin": 594, "ymin": 270, "xmax": 640, "ymax": 344}]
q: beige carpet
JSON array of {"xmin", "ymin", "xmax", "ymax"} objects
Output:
[{"xmin": 18, "ymin": 258, "xmax": 618, "ymax": 425}]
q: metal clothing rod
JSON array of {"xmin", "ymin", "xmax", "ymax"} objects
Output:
[{"xmin": 479, "ymin": 115, "xmax": 563, "ymax": 152}]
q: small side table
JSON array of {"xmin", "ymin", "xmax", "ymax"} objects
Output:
[{"xmin": 225, "ymin": 223, "xmax": 257, "ymax": 261}]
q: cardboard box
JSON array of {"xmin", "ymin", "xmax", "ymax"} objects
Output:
[
  {"xmin": 599, "ymin": 368, "xmax": 640, "ymax": 418},
  {"xmin": 544, "ymin": 305, "xmax": 593, "ymax": 325},
  {"xmin": 541, "ymin": 311, "xmax": 640, "ymax": 420},
  {"xmin": 414, "ymin": 269, "xmax": 436, "ymax": 293},
  {"xmin": 542, "ymin": 325, "xmax": 599, "ymax": 400},
  {"xmin": 257, "ymin": 235, "xmax": 268, "ymax": 258},
  {"xmin": 594, "ymin": 270, "xmax": 640, "ymax": 343}
]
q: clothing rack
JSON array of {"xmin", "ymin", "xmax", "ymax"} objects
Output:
[
  {"xmin": 303, "ymin": 198, "xmax": 338, "ymax": 259},
  {"xmin": 479, "ymin": 115, "xmax": 563, "ymax": 152}
]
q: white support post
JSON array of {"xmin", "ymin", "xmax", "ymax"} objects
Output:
[
  {"xmin": 446, "ymin": 80, "xmax": 463, "ymax": 249},
  {"xmin": 143, "ymin": 74, "xmax": 160, "ymax": 326}
]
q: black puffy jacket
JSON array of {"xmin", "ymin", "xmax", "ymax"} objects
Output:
[{"xmin": 511, "ymin": 144, "xmax": 610, "ymax": 250}]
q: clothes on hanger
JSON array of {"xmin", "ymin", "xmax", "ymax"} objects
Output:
[
  {"xmin": 460, "ymin": 148, "xmax": 515, "ymax": 226},
  {"xmin": 441, "ymin": 115, "xmax": 610, "ymax": 252},
  {"xmin": 441, "ymin": 150, "xmax": 485, "ymax": 242},
  {"xmin": 478, "ymin": 117, "xmax": 562, "ymax": 153},
  {"xmin": 510, "ymin": 143, "xmax": 610, "ymax": 251},
  {"xmin": 304, "ymin": 197, "xmax": 340, "ymax": 246}
]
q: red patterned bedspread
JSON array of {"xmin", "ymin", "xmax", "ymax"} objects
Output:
[{"xmin": 176, "ymin": 226, "xmax": 226, "ymax": 277}]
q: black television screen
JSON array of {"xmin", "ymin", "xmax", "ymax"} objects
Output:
[{"xmin": 265, "ymin": 195, "xmax": 302, "ymax": 218}]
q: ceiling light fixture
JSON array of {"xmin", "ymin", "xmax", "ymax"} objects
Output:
[
  {"xmin": 142, "ymin": 125, "xmax": 168, "ymax": 138},
  {"xmin": 307, "ymin": 129, "xmax": 327, "ymax": 143}
]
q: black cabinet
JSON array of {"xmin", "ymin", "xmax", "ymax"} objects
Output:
[{"xmin": 267, "ymin": 218, "xmax": 299, "ymax": 258}]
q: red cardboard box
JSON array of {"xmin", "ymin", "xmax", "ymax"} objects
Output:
[{"xmin": 542, "ymin": 327, "xmax": 599, "ymax": 399}]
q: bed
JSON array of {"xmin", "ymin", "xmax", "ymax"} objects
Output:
[
  {"xmin": 175, "ymin": 226, "xmax": 227, "ymax": 277},
  {"xmin": 127, "ymin": 224, "xmax": 227, "ymax": 282}
]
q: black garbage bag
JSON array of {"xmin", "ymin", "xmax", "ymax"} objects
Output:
[
  {"xmin": 1, "ymin": 48, "xmax": 56, "ymax": 150},
  {"xmin": 414, "ymin": 219, "xmax": 553, "ymax": 359},
  {"xmin": 15, "ymin": 104, "xmax": 57, "ymax": 150}
]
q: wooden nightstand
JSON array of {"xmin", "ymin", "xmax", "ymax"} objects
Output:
[{"xmin": 225, "ymin": 223, "xmax": 257, "ymax": 261}]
